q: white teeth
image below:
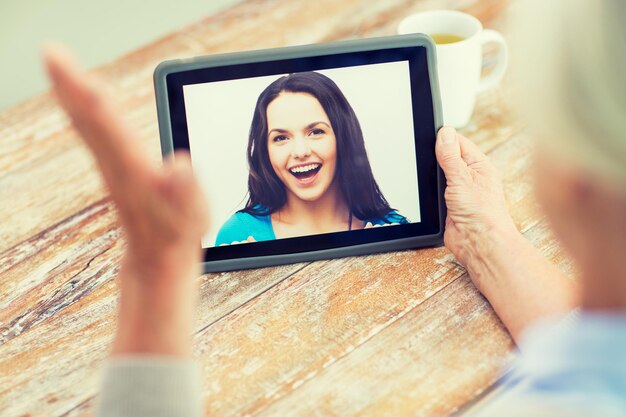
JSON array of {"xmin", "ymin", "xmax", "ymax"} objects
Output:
[{"xmin": 289, "ymin": 163, "xmax": 321, "ymax": 173}]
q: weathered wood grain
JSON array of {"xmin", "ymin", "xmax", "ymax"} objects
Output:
[
  {"xmin": 56, "ymin": 222, "xmax": 565, "ymax": 417},
  {"xmin": 254, "ymin": 275, "xmax": 511, "ymax": 417},
  {"xmin": 57, "ymin": 246, "xmax": 465, "ymax": 417},
  {"xmin": 0, "ymin": 258, "xmax": 307, "ymax": 416},
  {"xmin": 0, "ymin": 193, "xmax": 307, "ymax": 415},
  {"xmin": 252, "ymin": 220, "xmax": 574, "ymax": 417},
  {"xmin": 184, "ymin": 135, "xmax": 558, "ymax": 417},
  {"xmin": 191, "ymin": 249, "xmax": 464, "ymax": 417},
  {"xmin": 0, "ymin": 199, "xmax": 118, "ymax": 345},
  {"xmin": 0, "ymin": 191, "xmax": 305, "ymax": 417},
  {"xmin": 56, "ymin": 124, "xmax": 568, "ymax": 417}
]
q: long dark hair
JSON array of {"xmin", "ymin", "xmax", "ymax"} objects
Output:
[{"xmin": 242, "ymin": 71, "xmax": 393, "ymax": 220}]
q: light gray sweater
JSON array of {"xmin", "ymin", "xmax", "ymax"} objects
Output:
[{"xmin": 96, "ymin": 356, "xmax": 203, "ymax": 417}]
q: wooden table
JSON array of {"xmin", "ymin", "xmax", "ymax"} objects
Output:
[{"xmin": 0, "ymin": 0, "xmax": 574, "ymax": 416}]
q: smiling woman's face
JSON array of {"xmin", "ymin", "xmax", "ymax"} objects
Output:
[{"xmin": 266, "ymin": 92, "xmax": 338, "ymax": 203}]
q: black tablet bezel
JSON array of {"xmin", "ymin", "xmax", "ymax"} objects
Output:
[{"xmin": 154, "ymin": 35, "xmax": 445, "ymax": 272}]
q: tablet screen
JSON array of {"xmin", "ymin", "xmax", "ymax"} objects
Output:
[{"xmin": 165, "ymin": 46, "xmax": 441, "ymax": 262}]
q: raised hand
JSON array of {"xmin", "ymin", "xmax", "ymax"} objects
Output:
[{"xmin": 44, "ymin": 43, "xmax": 209, "ymax": 356}]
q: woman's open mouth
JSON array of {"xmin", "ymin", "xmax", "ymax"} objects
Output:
[{"xmin": 289, "ymin": 163, "xmax": 322, "ymax": 185}]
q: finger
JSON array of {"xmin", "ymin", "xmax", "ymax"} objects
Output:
[
  {"xmin": 458, "ymin": 134, "xmax": 488, "ymax": 167},
  {"xmin": 364, "ymin": 222, "xmax": 373, "ymax": 229},
  {"xmin": 43, "ymin": 43, "xmax": 153, "ymax": 188},
  {"xmin": 161, "ymin": 152, "xmax": 197, "ymax": 202},
  {"xmin": 246, "ymin": 236, "xmax": 256, "ymax": 242},
  {"xmin": 436, "ymin": 127, "xmax": 466, "ymax": 178},
  {"xmin": 156, "ymin": 153, "xmax": 203, "ymax": 232}
]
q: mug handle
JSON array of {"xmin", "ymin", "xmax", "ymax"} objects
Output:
[{"xmin": 476, "ymin": 29, "xmax": 508, "ymax": 92}]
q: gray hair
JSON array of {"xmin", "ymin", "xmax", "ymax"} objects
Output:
[{"xmin": 513, "ymin": 0, "xmax": 626, "ymax": 189}]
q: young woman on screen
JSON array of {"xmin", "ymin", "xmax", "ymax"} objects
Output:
[{"xmin": 215, "ymin": 72, "xmax": 408, "ymax": 246}]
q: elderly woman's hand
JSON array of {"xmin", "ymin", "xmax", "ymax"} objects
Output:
[
  {"xmin": 436, "ymin": 127, "xmax": 517, "ymax": 270},
  {"xmin": 44, "ymin": 44, "xmax": 209, "ymax": 357},
  {"xmin": 436, "ymin": 127, "xmax": 578, "ymax": 341}
]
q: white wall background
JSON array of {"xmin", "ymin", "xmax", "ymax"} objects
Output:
[
  {"xmin": 183, "ymin": 61, "xmax": 421, "ymax": 247},
  {"xmin": 0, "ymin": 0, "xmax": 241, "ymax": 111}
]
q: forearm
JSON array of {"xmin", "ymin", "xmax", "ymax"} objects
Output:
[
  {"xmin": 465, "ymin": 226, "xmax": 580, "ymax": 342},
  {"xmin": 112, "ymin": 251, "xmax": 201, "ymax": 357}
]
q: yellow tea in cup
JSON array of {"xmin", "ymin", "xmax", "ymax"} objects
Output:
[{"xmin": 431, "ymin": 33, "xmax": 465, "ymax": 45}]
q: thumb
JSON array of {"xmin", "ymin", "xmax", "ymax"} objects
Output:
[
  {"xmin": 435, "ymin": 127, "xmax": 465, "ymax": 178},
  {"xmin": 168, "ymin": 151, "xmax": 195, "ymax": 184},
  {"xmin": 160, "ymin": 152, "xmax": 209, "ymax": 226},
  {"xmin": 169, "ymin": 152, "xmax": 210, "ymax": 233},
  {"xmin": 161, "ymin": 151, "xmax": 198, "ymax": 198}
]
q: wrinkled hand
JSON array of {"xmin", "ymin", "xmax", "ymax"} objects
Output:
[
  {"xmin": 436, "ymin": 127, "xmax": 517, "ymax": 267},
  {"xmin": 44, "ymin": 43, "xmax": 209, "ymax": 356},
  {"xmin": 435, "ymin": 127, "xmax": 579, "ymax": 341}
]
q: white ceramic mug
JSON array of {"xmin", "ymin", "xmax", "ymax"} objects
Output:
[{"xmin": 398, "ymin": 10, "xmax": 508, "ymax": 128}]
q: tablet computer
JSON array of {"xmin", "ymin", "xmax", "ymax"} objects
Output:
[{"xmin": 154, "ymin": 34, "xmax": 445, "ymax": 272}]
